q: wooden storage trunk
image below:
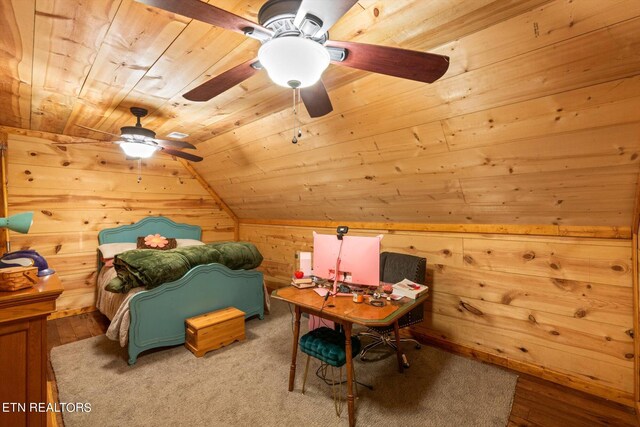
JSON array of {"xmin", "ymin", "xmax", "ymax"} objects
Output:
[
  {"xmin": 185, "ymin": 307, "xmax": 245, "ymax": 357},
  {"xmin": 0, "ymin": 266, "xmax": 39, "ymax": 291}
]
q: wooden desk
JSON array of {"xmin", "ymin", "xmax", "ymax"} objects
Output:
[
  {"xmin": 272, "ymin": 286, "xmax": 429, "ymax": 427},
  {"xmin": 0, "ymin": 273, "xmax": 63, "ymax": 427}
]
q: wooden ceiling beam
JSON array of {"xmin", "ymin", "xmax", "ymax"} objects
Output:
[
  {"xmin": 0, "ymin": 126, "xmax": 102, "ymax": 144},
  {"xmin": 239, "ymin": 218, "xmax": 631, "ymax": 239}
]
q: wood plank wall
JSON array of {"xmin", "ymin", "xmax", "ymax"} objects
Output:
[
  {"xmin": 3, "ymin": 129, "xmax": 234, "ymax": 316},
  {"xmin": 240, "ymin": 223, "xmax": 634, "ymax": 405}
]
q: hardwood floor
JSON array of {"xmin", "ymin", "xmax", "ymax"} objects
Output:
[
  {"xmin": 47, "ymin": 312, "xmax": 638, "ymax": 427},
  {"xmin": 509, "ymin": 375, "xmax": 638, "ymax": 427}
]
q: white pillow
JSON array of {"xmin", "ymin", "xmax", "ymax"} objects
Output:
[
  {"xmin": 98, "ymin": 242, "xmax": 137, "ymax": 259},
  {"xmin": 176, "ymin": 239, "xmax": 206, "ymax": 247}
]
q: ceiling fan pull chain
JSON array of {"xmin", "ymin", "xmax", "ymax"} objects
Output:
[
  {"xmin": 297, "ymin": 88, "xmax": 302, "ymax": 139},
  {"xmin": 292, "ymin": 89, "xmax": 298, "ymax": 144},
  {"xmin": 137, "ymin": 159, "xmax": 142, "ymax": 183}
]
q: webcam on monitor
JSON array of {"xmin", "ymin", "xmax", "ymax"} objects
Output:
[{"xmin": 336, "ymin": 225, "xmax": 349, "ymax": 240}]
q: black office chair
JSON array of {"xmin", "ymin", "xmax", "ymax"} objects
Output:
[{"xmin": 359, "ymin": 252, "xmax": 426, "ymax": 366}]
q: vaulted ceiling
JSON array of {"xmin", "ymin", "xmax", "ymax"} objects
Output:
[{"xmin": 1, "ymin": 0, "xmax": 639, "ymax": 226}]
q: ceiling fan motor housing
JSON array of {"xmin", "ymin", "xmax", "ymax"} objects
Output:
[
  {"xmin": 120, "ymin": 126, "xmax": 156, "ymax": 140},
  {"xmin": 258, "ymin": 0, "xmax": 327, "ymax": 43}
]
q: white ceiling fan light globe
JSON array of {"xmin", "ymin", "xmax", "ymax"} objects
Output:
[
  {"xmin": 258, "ymin": 37, "xmax": 330, "ymax": 88},
  {"xmin": 119, "ymin": 142, "xmax": 159, "ymax": 159}
]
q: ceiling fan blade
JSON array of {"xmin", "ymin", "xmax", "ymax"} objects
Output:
[
  {"xmin": 161, "ymin": 148, "xmax": 203, "ymax": 162},
  {"xmin": 184, "ymin": 59, "xmax": 260, "ymax": 102},
  {"xmin": 75, "ymin": 124, "xmax": 120, "ymax": 138},
  {"xmin": 326, "ymin": 40, "xmax": 450, "ymax": 84},
  {"xmin": 135, "ymin": 0, "xmax": 272, "ymax": 37},
  {"xmin": 153, "ymin": 139, "xmax": 196, "ymax": 150},
  {"xmin": 300, "ymin": 80, "xmax": 333, "ymax": 118},
  {"xmin": 294, "ymin": 0, "xmax": 359, "ymax": 38}
]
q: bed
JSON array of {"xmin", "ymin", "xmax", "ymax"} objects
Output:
[{"xmin": 95, "ymin": 216, "xmax": 265, "ymax": 364}]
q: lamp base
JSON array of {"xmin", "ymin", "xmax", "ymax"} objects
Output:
[
  {"xmin": 37, "ymin": 268, "xmax": 55, "ymax": 277},
  {"xmin": 0, "ymin": 250, "xmax": 53, "ymax": 277}
]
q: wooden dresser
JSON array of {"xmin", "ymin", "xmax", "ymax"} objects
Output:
[{"xmin": 0, "ymin": 273, "xmax": 63, "ymax": 427}]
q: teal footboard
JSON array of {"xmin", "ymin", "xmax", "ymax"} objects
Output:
[{"xmin": 127, "ymin": 263, "xmax": 264, "ymax": 364}]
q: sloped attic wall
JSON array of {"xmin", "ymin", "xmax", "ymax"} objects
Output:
[
  {"xmin": 2, "ymin": 0, "xmax": 637, "ymax": 225},
  {"xmin": 1, "ymin": 129, "xmax": 234, "ymax": 316},
  {"xmin": 190, "ymin": 1, "xmax": 640, "ymax": 225}
]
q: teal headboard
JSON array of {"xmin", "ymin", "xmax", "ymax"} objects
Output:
[{"xmin": 98, "ymin": 216, "xmax": 202, "ymax": 245}]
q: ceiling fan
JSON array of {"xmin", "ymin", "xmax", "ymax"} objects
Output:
[
  {"xmin": 137, "ymin": 0, "xmax": 450, "ymax": 118},
  {"xmin": 57, "ymin": 107, "xmax": 203, "ymax": 162}
]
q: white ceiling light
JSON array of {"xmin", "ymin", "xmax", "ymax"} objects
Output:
[
  {"xmin": 119, "ymin": 142, "xmax": 159, "ymax": 158},
  {"xmin": 258, "ymin": 37, "xmax": 330, "ymax": 89}
]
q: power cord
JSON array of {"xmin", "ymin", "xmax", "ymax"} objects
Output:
[
  {"xmin": 318, "ymin": 290, "xmax": 331, "ymax": 315},
  {"xmin": 314, "ymin": 362, "xmax": 373, "ymax": 390}
]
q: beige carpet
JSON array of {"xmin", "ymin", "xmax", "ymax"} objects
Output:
[{"xmin": 51, "ymin": 300, "xmax": 517, "ymax": 427}]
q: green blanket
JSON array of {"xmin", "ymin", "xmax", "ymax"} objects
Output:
[{"xmin": 105, "ymin": 242, "xmax": 263, "ymax": 293}]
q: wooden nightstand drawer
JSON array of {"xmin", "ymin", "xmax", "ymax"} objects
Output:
[{"xmin": 185, "ymin": 307, "xmax": 245, "ymax": 357}]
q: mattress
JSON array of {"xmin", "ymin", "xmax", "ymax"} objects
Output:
[{"xmin": 96, "ymin": 265, "xmax": 145, "ymax": 346}]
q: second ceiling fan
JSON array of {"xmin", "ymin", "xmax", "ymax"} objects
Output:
[{"xmin": 137, "ymin": 0, "xmax": 450, "ymax": 118}]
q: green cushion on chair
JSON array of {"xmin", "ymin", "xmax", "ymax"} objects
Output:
[{"xmin": 299, "ymin": 327, "xmax": 361, "ymax": 368}]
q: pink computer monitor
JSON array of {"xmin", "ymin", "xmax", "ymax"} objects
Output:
[{"xmin": 313, "ymin": 232, "xmax": 382, "ymax": 287}]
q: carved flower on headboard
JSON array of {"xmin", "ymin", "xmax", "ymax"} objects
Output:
[{"xmin": 144, "ymin": 234, "xmax": 169, "ymax": 248}]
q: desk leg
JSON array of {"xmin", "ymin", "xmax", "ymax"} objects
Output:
[
  {"xmin": 393, "ymin": 320, "xmax": 404, "ymax": 373},
  {"xmin": 344, "ymin": 322, "xmax": 355, "ymax": 427},
  {"xmin": 289, "ymin": 306, "xmax": 301, "ymax": 392}
]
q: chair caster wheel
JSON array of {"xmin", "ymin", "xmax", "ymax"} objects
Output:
[
  {"xmin": 415, "ymin": 344, "xmax": 421, "ymax": 349},
  {"xmin": 403, "ymin": 363, "xmax": 410, "ymax": 369}
]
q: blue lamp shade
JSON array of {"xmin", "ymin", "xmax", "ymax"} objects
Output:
[{"xmin": 0, "ymin": 212, "xmax": 34, "ymax": 234}]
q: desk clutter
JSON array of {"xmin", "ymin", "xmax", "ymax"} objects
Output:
[
  {"xmin": 300, "ymin": 277, "xmax": 424, "ymax": 307},
  {"xmin": 312, "ymin": 286, "xmax": 389, "ymax": 307},
  {"xmin": 291, "ymin": 274, "xmax": 315, "ymax": 288},
  {"xmin": 290, "ymin": 265, "xmax": 428, "ymax": 302}
]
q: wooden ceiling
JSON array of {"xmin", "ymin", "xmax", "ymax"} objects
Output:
[{"xmin": 1, "ymin": 0, "xmax": 639, "ymax": 226}]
